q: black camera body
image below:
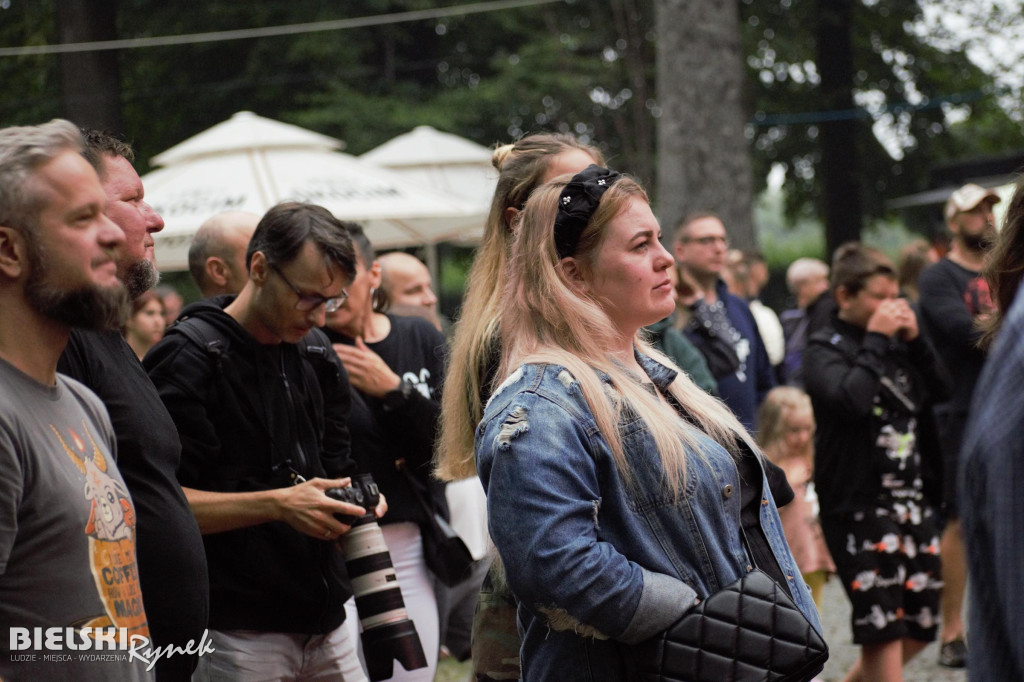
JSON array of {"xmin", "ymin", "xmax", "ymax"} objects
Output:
[
  {"xmin": 326, "ymin": 474, "xmax": 427, "ymax": 681},
  {"xmin": 326, "ymin": 474, "xmax": 380, "ymax": 526}
]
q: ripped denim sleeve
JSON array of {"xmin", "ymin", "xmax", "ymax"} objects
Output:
[
  {"xmin": 496, "ymin": 405, "xmax": 530, "ymax": 448},
  {"xmin": 482, "ymin": 384, "xmax": 693, "ymax": 644},
  {"xmin": 532, "ymin": 568, "xmax": 695, "ymax": 644}
]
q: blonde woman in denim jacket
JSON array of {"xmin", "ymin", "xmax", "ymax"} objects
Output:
[{"xmin": 475, "ymin": 167, "xmax": 822, "ymax": 681}]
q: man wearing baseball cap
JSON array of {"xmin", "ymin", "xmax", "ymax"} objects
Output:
[{"xmin": 917, "ymin": 182, "xmax": 1001, "ymax": 669}]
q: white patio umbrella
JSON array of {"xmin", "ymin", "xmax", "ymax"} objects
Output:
[
  {"xmin": 144, "ymin": 112, "xmax": 486, "ymax": 272},
  {"xmin": 361, "ymin": 125, "xmax": 497, "ymax": 210}
]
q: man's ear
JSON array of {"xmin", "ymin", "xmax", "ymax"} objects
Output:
[
  {"xmin": 368, "ymin": 261, "xmax": 383, "ymax": 289},
  {"xmin": 205, "ymin": 257, "xmax": 229, "ymax": 287},
  {"xmin": 249, "ymin": 251, "xmax": 268, "ymax": 285},
  {"xmin": 0, "ymin": 227, "xmax": 28, "ymax": 279},
  {"xmin": 834, "ymin": 284, "xmax": 851, "ymax": 310}
]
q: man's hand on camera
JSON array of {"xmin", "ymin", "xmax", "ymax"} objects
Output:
[
  {"xmin": 273, "ymin": 477, "xmax": 366, "ymax": 541},
  {"xmin": 374, "ymin": 492, "xmax": 388, "ymax": 520}
]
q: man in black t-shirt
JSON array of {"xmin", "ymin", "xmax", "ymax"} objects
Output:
[
  {"xmin": 917, "ymin": 182, "xmax": 1001, "ymax": 669},
  {"xmin": 58, "ymin": 131, "xmax": 209, "ymax": 681}
]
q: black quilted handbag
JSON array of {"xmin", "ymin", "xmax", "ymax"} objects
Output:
[{"xmin": 633, "ymin": 569, "xmax": 828, "ymax": 682}]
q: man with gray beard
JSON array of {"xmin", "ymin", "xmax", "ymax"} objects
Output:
[
  {"xmin": 0, "ymin": 119, "xmax": 153, "ymax": 681},
  {"xmin": 58, "ymin": 131, "xmax": 209, "ymax": 681}
]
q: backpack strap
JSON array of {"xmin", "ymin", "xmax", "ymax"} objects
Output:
[
  {"xmin": 168, "ymin": 315, "xmax": 229, "ymax": 358},
  {"xmin": 173, "ymin": 316, "xmax": 336, "ymax": 384},
  {"xmin": 295, "ymin": 327, "xmax": 343, "ymax": 433},
  {"xmin": 297, "ymin": 327, "xmax": 341, "ymax": 385}
]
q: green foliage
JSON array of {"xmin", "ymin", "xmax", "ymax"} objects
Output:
[
  {"xmin": 0, "ymin": 2, "xmax": 61, "ymax": 126},
  {"xmin": 741, "ymin": 0, "xmax": 1024, "ymax": 221},
  {"xmin": 437, "ymin": 242, "xmax": 477, "ymax": 313},
  {"xmin": 0, "ymin": 0, "xmax": 1019, "ymax": 221},
  {"xmin": 755, "ymin": 187, "xmax": 922, "ymax": 272}
]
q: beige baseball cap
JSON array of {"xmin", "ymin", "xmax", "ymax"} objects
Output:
[{"xmin": 945, "ymin": 183, "xmax": 1001, "ymax": 221}]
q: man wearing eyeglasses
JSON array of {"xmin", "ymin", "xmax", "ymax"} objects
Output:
[
  {"xmin": 673, "ymin": 212, "xmax": 775, "ymax": 430},
  {"xmin": 145, "ymin": 202, "xmax": 382, "ymax": 681}
]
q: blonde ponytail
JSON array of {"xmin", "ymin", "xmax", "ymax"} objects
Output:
[{"xmin": 437, "ymin": 133, "xmax": 603, "ymax": 481}]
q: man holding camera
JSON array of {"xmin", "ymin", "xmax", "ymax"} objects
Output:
[{"xmin": 145, "ymin": 203, "xmax": 384, "ymax": 681}]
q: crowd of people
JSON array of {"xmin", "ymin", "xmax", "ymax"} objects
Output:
[{"xmin": 0, "ymin": 117, "xmax": 1021, "ymax": 682}]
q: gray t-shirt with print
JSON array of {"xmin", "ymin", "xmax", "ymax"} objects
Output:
[{"xmin": 0, "ymin": 359, "xmax": 153, "ymax": 681}]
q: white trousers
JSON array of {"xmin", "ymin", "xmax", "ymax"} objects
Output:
[{"xmin": 192, "ymin": 623, "xmax": 367, "ymax": 682}]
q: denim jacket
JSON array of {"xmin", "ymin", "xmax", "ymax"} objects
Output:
[{"xmin": 475, "ymin": 352, "xmax": 822, "ymax": 681}]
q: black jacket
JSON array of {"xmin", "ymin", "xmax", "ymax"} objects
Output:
[
  {"xmin": 144, "ymin": 296, "xmax": 357, "ymax": 634},
  {"xmin": 804, "ymin": 315, "xmax": 949, "ymax": 516}
]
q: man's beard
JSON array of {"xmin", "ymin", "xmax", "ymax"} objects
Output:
[
  {"xmin": 24, "ymin": 242, "xmax": 129, "ymax": 331},
  {"xmin": 120, "ymin": 257, "xmax": 160, "ymax": 300},
  {"xmin": 962, "ymin": 229, "xmax": 995, "ymax": 253}
]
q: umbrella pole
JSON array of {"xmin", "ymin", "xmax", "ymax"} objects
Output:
[{"xmin": 425, "ymin": 242, "xmax": 440, "ymax": 288}]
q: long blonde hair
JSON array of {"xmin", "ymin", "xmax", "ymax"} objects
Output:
[
  {"xmin": 437, "ymin": 134, "xmax": 603, "ymax": 481},
  {"xmin": 756, "ymin": 386, "xmax": 815, "ymax": 463},
  {"xmin": 498, "ymin": 176, "xmax": 757, "ymax": 495}
]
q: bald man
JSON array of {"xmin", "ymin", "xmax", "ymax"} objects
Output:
[
  {"xmin": 188, "ymin": 211, "xmax": 260, "ymax": 297},
  {"xmin": 378, "ymin": 251, "xmax": 441, "ymax": 330}
]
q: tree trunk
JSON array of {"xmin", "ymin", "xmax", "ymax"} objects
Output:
[
  {"xmin": 816, "ymin": 0, "xmax": 862, "ymax": 257},
  {"xmin": 55, "ymin": 0, "xmax": 124, "ymax": 134},
  {"xmin": 655, "ymin": 0, "xmax": 754, "ymax": 249},
  {"xmin": 611, "ymin": 0, "xmax": 654, "ymax": 188}
]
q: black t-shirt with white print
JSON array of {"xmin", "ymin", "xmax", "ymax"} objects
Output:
[{"xmin": 325, "ymin": 314, "xmax": 448, "ymax": 524}]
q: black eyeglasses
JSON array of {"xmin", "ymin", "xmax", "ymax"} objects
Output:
[
  {"xmin": 269, "ymin": 263, "xmax": 348, "ymax": 313},
  {"xmin": 685, "ymin": 235, "xmax": 730, "ymax": 248}
]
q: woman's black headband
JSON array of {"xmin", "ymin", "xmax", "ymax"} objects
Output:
[{"xmin": 553, "ymin": 164, "xmax": 622, "ymax": 259}]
